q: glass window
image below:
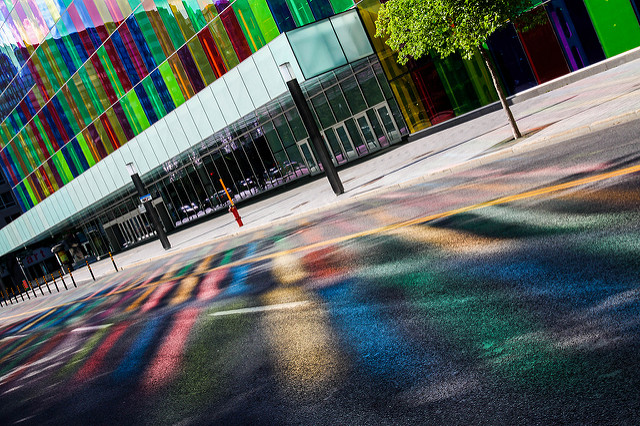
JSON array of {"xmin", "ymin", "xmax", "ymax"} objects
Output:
[{"xmin": 310, "ymin": 92, "xmax": 336, "ymax": 128}]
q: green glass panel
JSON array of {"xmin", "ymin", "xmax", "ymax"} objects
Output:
[
  {"xmin": 183, "ymin": 0, "xmax": 207, "ymax": 31},
  {"xmin": 35, "ymin": 48, "xmax": 61, "ymax": 92},
  {"xmin": 44, "ymin": 39, "xmax": 71, "ymax": 83},
  {"xmin": 84, "ymin": 61, "xmax": 111, "ymax": 111},
  {"xmin": 156, "ymin": 0, "xmax": 187, "ymax": 50},
  {"xmin": 232, "ymin": 0, "xmax": 267, "ymax": 52},
  {"xmin": 329, "ymin": 0, "xmax": 353, "ymax": 13},
  {"xmin": 6, "ymin": 144, "xmax": 27, "ymax": 178},
  {"xmin": 76, "ymin": 133, "xmax": 97, "ymax": 167},
  {"xmin": 97, "ymin": 46, "xmax": 127, "ymax": 98},
  {"xmin": 78, "ymin": 67, "xmax": 105, "ymax": 116},
  {"xmin": 67, "ymin": 80, "xmax": 94, "ymax": 125},
  {"xmin": 463, "ymin": 50, "xmax": 498, "ymax": 106},
  {"xmin": 134, "ymin": 11, "xmax": 167, "ymax": 65},
  {"xmin": 583, "ymin": 0, "xmax": 640, "ymax": 57},
  {"xmin": 434, "ymin": 54, "xmax": 481, "ymax": 115},
  {"xmin": 168, "ymin": 0, "xmax": 198, "ymax": 40},
  {"xmin": 285, "ymin": 0, "xmax": 314, "ymax": 26},
  {"xmin": 208, "ymin": 21, "xmax": 240, "ymax": 69},
  {"xmin": 11, "ymin": 111, "xmax": 23, "ymax": 130},
  {"xmin": 159, "ymin": 62, "xmax": 186, "ymax": 107},
  {"xmin": 73, "ymin": 75, "xmax": 99, "ymax": 120},
  {"xmin": 248, "ymin": 0, "xmax": 280, "ymax": 44},
  {"xmin": 124, "ymin": 91, "xmax": 151, "ymax": 134},
  {"xmin": 1, "ymin": 123, "xmax": 11, "ymax": 146},
  {"xmin": 53, "ymin": 151, "xmax": 73, "ymax": 184},
  {"xmin": 56, "ymin": 91, "xmax": 82, "ymax": 134},
  {"xmin": 142, "ymin": 76, "xmax": 167, "ymax": 119},
  {"xmin": 24, "ymin": 181, "xmax": 38, "ymax": 206},
  {"xmin": 24, "ymin": 127, "xmax": 45, "ymax": 163},
  {"xmin": 187, "ymin": 38, "xmax": 217, "ymax": 85},
  {"xmin": 67, "ymin": 143, "xmax": 85, "ymax": 174},
  {"xmin": 16, "ymin": 186, "xmax": 30, "ymax": 209},
  {"xmin": 33, "ymin": 117, "xmax": 56, "ymax": 156}
]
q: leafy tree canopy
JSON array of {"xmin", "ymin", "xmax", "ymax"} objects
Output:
[{"xmin": 376, "ymin": 0, "xmax": 538, "ymax": 64}]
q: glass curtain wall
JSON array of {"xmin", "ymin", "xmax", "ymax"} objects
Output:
[
  {"xmin": 0, "ymin": 0, "xmax": 358, "ymax": 214},
  {"xmin": 64, "ymin": 56, "xmax": 405, "ymax": 253}
]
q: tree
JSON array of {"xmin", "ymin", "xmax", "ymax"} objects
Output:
[{"xmin": 376, "ymin": 0, "xmax": 540, "ymax": 140}]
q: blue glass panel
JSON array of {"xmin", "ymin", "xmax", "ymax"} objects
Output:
[
  {"xmin": 111, "ymin": 30, "xmax": 141, "ymax": 86},
  {"xmin": 265, "ymin": 0, "xmax": 297, "ymax": 32},
  {"xmin": 134, "ymin": 84, "xmax": 159, "ymax": 125},
  {"xmin": 51, "ymin": 96, "xmax": 74, "ymax": 140},
  {"xmin": 308, "ymin": 0, "xmax": 334, "ymax": 20},
  {"xmin": 61, "ymin": 145, "xmax": 80, "ymax": 178},
  {"xmin": 42, "ymin": 106, "xmax": 64, "ymax": 146},
  {"xmin": 71, "ymin": 138, "xmax": 90, "ymax": 170},
  {"xmin": 69, "ymin": 33, "xmax": 90, "ymax": 63},
  {"xmin": 16, "ymin": 106, "xmax": 27, "ymax": 124},
  {"xmin": 150, "ymin": 69, "xmax": 176, "ymax": 113},
  {"xmin": 126, "ymin": 15, "xmax": 157, "ymax": 72},
  {"xmin": 53, "ymin": 36, "xmax": 77, "ymax": 74}
]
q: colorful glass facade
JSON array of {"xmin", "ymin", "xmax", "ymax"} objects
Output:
[{"xmin": 0, "ymin": 0, "xmax": 357, "ymax": 213}]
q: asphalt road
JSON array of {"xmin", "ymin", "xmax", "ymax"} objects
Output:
[{"xmin": 0, "ymin": 120, "xmax": 639, "ymax": 425}]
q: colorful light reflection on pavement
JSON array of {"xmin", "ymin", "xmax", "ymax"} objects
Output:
[{"xmin": 1, "ymin": 141, "xmax": 640, "ymax": 424}]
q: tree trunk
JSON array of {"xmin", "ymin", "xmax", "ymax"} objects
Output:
[{"xmin": 479, "ymin": 46, "xmax": 522, "ymax": 140}]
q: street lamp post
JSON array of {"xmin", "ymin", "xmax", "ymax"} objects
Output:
[
  {"xmin": 279, "ymin": 62, "xmax": 344, "ymax": 195},
  {"xmin": 126, "ymin": 162, "xmax": 171, "ymax": 250}
]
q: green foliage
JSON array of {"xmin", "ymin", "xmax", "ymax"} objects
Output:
[{"xmin": 376, "ymin": 0, "xmax": 538, "ymax": 64}]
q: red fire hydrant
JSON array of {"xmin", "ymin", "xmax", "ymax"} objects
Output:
[{"xmin": 229, "ymin": 204, "xmax": 243, "ymax": 227}]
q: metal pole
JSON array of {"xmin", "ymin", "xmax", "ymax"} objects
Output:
[
  {"xmin": 128, "ymin": 166, "xmax": 171, "ymax": 250},
  {"xmin": 50, "ymin": 273, "xmax": 59, "ymax": 292},
  {"xmin": 42, "ymin": 275, "xmax": 51, "ymax": 294},
  {"xmin": 109, "ymin": 252, "xmax": 118, "ymax": 272},
  {"xmin": 285, "ymin": 78, "xmax": 344, "ymax": 195},
  {"xmin": 86, "ymin": 260, "xmax": 95, "ymax": 281},
  {"xmin": 68, "ymin": 267, "xmax": 77, "ymax": 287},
  {"xmin": 59, "ymin": 271, "xmax": 68, "ymax": 290}
]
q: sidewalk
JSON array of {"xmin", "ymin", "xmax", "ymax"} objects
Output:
[{"xmin": 65, "ymin": 53, "xmax": 640, "ymax": 286}]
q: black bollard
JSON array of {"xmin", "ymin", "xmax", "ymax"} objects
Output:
[
  {"xmin": 50, "ymin": 274, "xmax": 59, "ymax": 292},
  {"xmin": 86, "ymin": 260, "xmax": 95, "ymax": 281},
  {"xmin": 59, "ymin": 271, "xmax": 68, "ymax": 290},
  {"xmin": 43, "ymin": 276, "xmax": 51, "ymax": 294},
  {"xmin": 68, "ymin": 267, "xmax": 77, "ymax": 287},
  {"xmin": 109, "ymin": 252, "xmax": 118, "ymax": 272}
]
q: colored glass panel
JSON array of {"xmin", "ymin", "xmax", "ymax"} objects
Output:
[
  {"xmin": 70, "ymin": 137, "xmax": 91, "ymax": 171},
  {"xmin": 142, "ymin": 0, "xmax": 177, "ymax": 58},
  {"xmin": 122, "ymin": 90, "xmax": 151, "ymax": 134},
  {"xmin": 104, "ymin": 108, "xmax": 128, "ymax": 146},
  {"xmin": 55, "ymin": 90, "xmax": 82, "ymax": 135},
  {"xmin": 217, "ymin": 5, "xmax": 253, "ymax": 61},
  {"xmin": 45, "ymin": 159, "xmax": 64, "ymax": 189},
  {"xmin": 90, "ymin": 53, "xmax": 119, "ymax": 104},
  {"xmin": 134, "ymin": 81, "xmax": 160, "ymax": 125},
  {"xmin": 93, "ymin": 119, "xmax": 116, "ymax": 154},
  {"xmin": 207, "ymin": 20, "xmax": 240, "ymax": 69},
  {"xmin": 166, "ymin": 56, "xmax": 194, "ymax": 102},
  {"xmin": 187, "ymin": 37, "xmax": 217, "ymax": 86},
  {"xmin": 197, "ymin": 28, "xmax": 227, "ymax": 78},
  {"xmin": 329, "ymin": 0, "xmax": 353, "ymax": 13},
  {"xmin": 232, "ymin": 0, "xmax": 275, "ymax": 52},
  {"xmin": 103, "ymin": 38, "xmax": 134, "ymax": 92},
  {"xmin": 76, "ymin": 132, "xmax": 98, "ymax": 167},
  {"xmin": 112, "ymin": 101, "xmax": 136, "ymax": 140},
  {"xmin": 143, "ymin": 73, "xmax": 170, "ymax": 118},
  {"xmin": 61, "ymin": 145, "xmax": 80, "ymax": 178},
  {"xmin": 126, "ymin": 14, "xmax": 158, "ymax": 73},
  {"xmin": 72, "ymin": 73, "xmax": 99, "ymax": 121},
  {"xmin": 177, "ymin": 45, "xmax": 206, "ymax": 92},
  {"xmin": 111, "ymin": 28, "xmax": 143, "ymax": 86},
  {"xmin": 52, "ymin": 151, "xmax": 73, "ymax": 184},
  {"xmin": 183, "ymin": 0, "xmax": 208, "ymax": 31},
  {"xmin": 155, "ymin": 0, "xmax": 187, "ymax": 49},
  {"xmin": 516, "ymin": 8, "xmax": 570, "ymax": 84},
  {"xmin": 264, "ymin": 0, "xmax": 296, "ymax": 32},
  {"xmin": 283, "ymin": 0, "xmax": 314, "ymax": 26},
  {"xmin": 77, "ymin": 66, "xmax": 106, "ymax": 117},
  {"xmin": 583, "ymin": 0, "xmax": 640, "ymax": 57},
  {"xmin": 168, "ymin": 0, "xmax": 198, "ymax": 40}
]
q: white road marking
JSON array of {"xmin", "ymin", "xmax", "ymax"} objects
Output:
[
  {"xmin": 0, "ymin": 334, "xmax": 26, "ymax": 342},
  {"xmin": 71, "ymin": 324, "xmax": 112, "ymax": 333},
  {"xmin": 210, "ymin": 301, "xmax": 310, "ymax": 317},
  {"xmin": 2, "ymin": 384, "xmax": 22, "ymax": 395}
]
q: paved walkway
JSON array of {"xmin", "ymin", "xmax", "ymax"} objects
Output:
[{"xmin": 57, "ymin": 53, "xmax": 640, "ymax": 286}]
